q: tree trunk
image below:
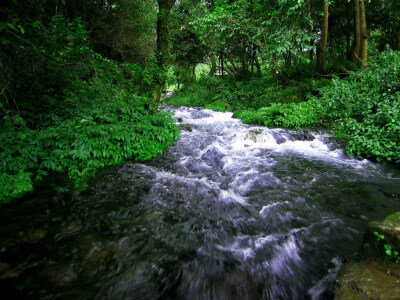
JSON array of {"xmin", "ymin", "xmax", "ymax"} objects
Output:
[
  {"xmin": 316, "ymin": 0, "xmax": 329, "ymax": 75},
  {"xmin": 239, "ymin": 41, "xmax": 249, "ymax": 76},
  {"xmin": 221, "ymin": 52, "xmax": 224, "ymax": 76},
  {"xmin": 151, "ymin": 0, "xmax": 175, "ymax": 109},
  {"xmin": 345, "ymin": 0, "xmax": 353, "ymax": 60},
  {"xmin": 192, "ymin": 64, "xmax": 196, "ymax": 81},
  {"xmin": 329, "ymin": 27, "xmax": 337, "ymax": 70},
  {"xmin": 309, "ymin": 40, "xmax": 314, "ymax": 62},
  {"xmin": 210, "ymin": 55, "xmax": 217, "ymax": 75},
  {"xmin": 359, "ymin": 0, "xmax": 368, "ymax": 67},
  {"xmin": 352, "ymin": 0, "xmax": 361, "ymax": 62},
  {"xmin": 255, "ymin": 55, "xmax": 261, "ymax": 78},
  {"xmin": 346, "ymin": 32, "xmax": 352, "ymax": 60},
  {"xmin": 397, "ymin": 26, "xmax": 400, "ymax": 51},
  {"xmin": 224, "ymin": 53, "xmax": 240, "ymax": 75}
]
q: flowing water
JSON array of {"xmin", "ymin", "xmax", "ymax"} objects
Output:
[{"xmin": 1, "ymin": 106, "xmax": 400, "ymax": 299}]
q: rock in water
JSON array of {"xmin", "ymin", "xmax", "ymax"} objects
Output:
[
  {"xmin": 335, "ymin": 212, "xmax": 400, "ymax": 299},
  {"xmin": 335, "ymin": 260, "xmax": 400, "ymax": 299},
  {"xmin": 368, "ymin": 212, "xmax": 400, "ymax": 250}
]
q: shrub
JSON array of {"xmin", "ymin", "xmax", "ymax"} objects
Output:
[
  {"xmin": 0, "ymin": 15, "xmax": 179, "ymax": 204},
  {"xmin": 0, "ymin": 99, "xmax": 179, "ymax": 204},
  {"xmin": 205, "ymin": 100, "xmax": 232, "ymax": 112},
  {"xmin": 319, "ymin": 50, "xmax": 400, "ymax": 163}
]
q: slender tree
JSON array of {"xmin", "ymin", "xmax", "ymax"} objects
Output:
[
  {"xmin": 316, "ymin": 0, "xmax": 329, "ymax": 74},
  {"xmin": 352, "ymin": 0, "xmax": 361, "ymax": 62},
  {"xmin": 359, "ymin": 0, "xmax": 369, "ymax": 67},
  {"xmin": 151, "ymin": 0, "xmax": 176, "ymax": 108},
  {"xmin": 397, "ymin": 23, "xmax": 400, "ymax": 50}
]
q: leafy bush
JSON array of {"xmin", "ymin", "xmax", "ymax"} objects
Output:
[
  {"xmin": 0, "ymin": 99, "xmax": 179, "ymax": 204},
  {"xmin": 233, "ymin": 109, "xmax": 266, "ymax": 125},
  {"xmin": 235, "ymin": 101, "xmax": 322, "ymax": 129},
  {"xmin": 205, "ymin": 100, "xmax": 232, "ymax": 112},
  {"xmin": 167, "ymin": 74, "xmax": 330, "ymax": 111},
  {"xmin": 0, "ymin": 15, "xmax": 179, "ymax": 204},
  {"xmin": 168, "ymin": 76, "xmax": 225, "ymax": 107},
  {"xmin": 319, "ymin": 50, "xmax": 400, "ymax": 163}
]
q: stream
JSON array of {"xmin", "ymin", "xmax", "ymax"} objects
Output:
[{"xmin": 1, "ymin": 106, "xmax": 400, "ymax": 299}]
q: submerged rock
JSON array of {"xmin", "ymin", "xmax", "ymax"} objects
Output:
[
  {"xmin": 335, "ymin": 260, "xmax": 400, "ymax": 299},
  {"xmin": 0, "ymin": 261, "xmax": 10, "ymax": 275},
  {"xmin": 40, "ymin": 265, "xmax": 78, "ymax": 288},
  {"xmin": 178, "ymin": 123, "xmax": 192, "ymax": 132}
]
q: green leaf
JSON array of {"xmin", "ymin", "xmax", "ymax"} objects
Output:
[{"xmin": 17, "ymin": 25, "xmax": 24, "ymax": 34}]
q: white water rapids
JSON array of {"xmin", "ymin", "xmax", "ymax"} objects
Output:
[{"xmin": 1, "ymin": 106, "xmax": 400, "ymax": 299}]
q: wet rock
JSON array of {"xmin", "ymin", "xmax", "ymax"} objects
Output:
[
  {"xmin": 17, "ymin": 228, "xmax": 47, "ymax": 243},
  {"xmin": 178, "ymin": 123, "xmax": 192, "ymax": 132},
  {"xmin": 55, "ymin": 223, "xmax": 81, "ymax": 240},
  {"xmin": 335, "ymin": 212, "xmax": 400, "ymax": 299},
  {"xmin": 40, "ymin": 265, "xmax": 78, "ymax": 288},
  {"xmin": 86, "ymin": 244, "xmax": 117, "ymax": 265},
  {"xmin": 286, "ymin": 129, "xmax": 315, "ymax": 141},
  {"xmin": 0, "ymin": 266, "xmax": 21, "ymax": 280},
  {"xmin": 368, "ymin": 211, "xmax": 400, "ymax": 250},
  {"xmin": 0, "ymin": 261, "xmax": 10, "ymax": 274},
  {"xmin": 139, "ymin": 211, "xmax": 163, "ymax": 223},
  {"xmin": 244, "ymin": 130, "xmax": 261, "ymax": 143},
  {"xmin": 271, "ymin": 132, "xmax": 287, "ymax": 144},
  {"xmin": 335, "ymin": 260, "xmax": 400, "ymax": 300}
]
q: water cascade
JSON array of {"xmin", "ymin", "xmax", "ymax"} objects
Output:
[{"xmin": 1, "ymin": 106, "xmax": 400, "ymax": 299}]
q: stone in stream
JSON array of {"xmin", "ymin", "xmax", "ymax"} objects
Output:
[
  {"xmin": 368, "ymin": 211, "xmax": 400, "ymax": 250},
  {"xmin": 40, "ymin": 265, "xmax": 78, "ymax": 288},
  {"xmin": 17, "ymin": 228, "xmax": 47, "ymax": 243},
  {"xmin": 0, "ymin": 261, "xmax": 10, "ymax": 275},
  {"xmin": 178, "ymin": 123, "xmax": 192, "ymax": 132},
  {"xmin": 335, "ymin": 212, "xmax": 400, "ymax": 299},
  {"xmin": 334, "ymin": 260, "xmax": 400, "ymax": 299}
]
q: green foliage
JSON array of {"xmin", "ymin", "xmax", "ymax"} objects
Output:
[
  {"xmin": 168, "ymin": 76, "xmax": 224, "ymax": 107},
  {"xmin": 168, "ymin": 74, "xmax": 329, "ymax": 111},
  {"xmin": 233, "ymin": 109, "xmax": 265, "ymax": 125},
  {"xmin": 205, "ymin": 100, "xmax": 231, "ymax": 112},
  {"xmin": 0, "ymin": 97, "xmax": 179, "ymax": 204},
  {"xmin": 236, "ymin": 101, "xmax": 322, "ymax": 130},
  {"xmin": 0, "ymin": 14, "xmax": 179, "ymax": 204},
  {"xmin": 319, "ymin": 50, "xmax": 400, "ymax": 163},
  {"xmin": 373, "ymin": 231, "xmax": 400, "ymax": 264}
]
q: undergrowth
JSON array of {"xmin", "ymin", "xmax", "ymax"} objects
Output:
[{"xmin": 0, "ymin": 16, "xmax": 179, "ymax": 204}]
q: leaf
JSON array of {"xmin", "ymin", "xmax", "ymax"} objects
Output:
[
  {"xmin": 7, "ymin": 23, "xmax": 18, "ymax": 32},
  {"xmin": 17, "ymin": 25, "xmax": 24, "ymax": 34}
]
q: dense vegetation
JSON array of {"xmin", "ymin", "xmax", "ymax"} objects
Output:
[
  {"xmin": 1, "ymin": 0, "xmax": 400, "ymax": 203},
  {"xmin": 0, "ymin": 1, "xmax": 179, "ymax": 203},
  {"xmin": 167, "ymin": 0, "xmax": 400, "ymax": 164}
]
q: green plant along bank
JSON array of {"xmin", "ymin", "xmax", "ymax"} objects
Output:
[{"xmin": 0, "ymin": 14, "xmax": 179, "ymax": 204}]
